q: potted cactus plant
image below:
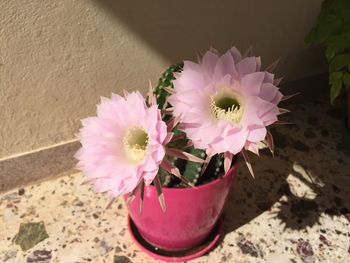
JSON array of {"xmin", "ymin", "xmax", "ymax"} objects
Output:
[
  {"xmin": 75, "ymin": 46, "xmax": 288, "ymax": 261},
  {"xmin": 305, "ymin": 0, "xmax": 350, "ymax": 129}
]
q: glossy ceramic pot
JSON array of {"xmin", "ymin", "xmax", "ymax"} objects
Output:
[{"xmin": 126, "ymin": 163, "xmax": 237, "ymax": 251}]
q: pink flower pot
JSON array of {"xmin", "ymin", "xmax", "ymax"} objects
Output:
[{"xmin": 126, "ymin": 163, "xmax": 237, "ymax": 252}]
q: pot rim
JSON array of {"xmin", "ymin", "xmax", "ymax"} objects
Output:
[
  {"xmin": 127, "ymin": 215, "xmax": 223, "ymax": 262},
  {"xmin": 149, "ymin": 161, "xmax": 238, "ymax": 193}
]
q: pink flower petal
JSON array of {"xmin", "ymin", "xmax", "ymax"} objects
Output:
[
  {"xmin": 143, "ymin": 170, "xmax": 158, "ymax": 185},
  {"xmin": 248, "ymin": 126, "xmax": 267, "ymax": 142},
  {"xmin": 255, "ymin": 57, "xmax": 262, "ymax": 71},
  {"xmin": 214, "ymin": 50, "xmax": 239, "ymax": 80},
  {"xmin": 202, "ymin": 50, "xmax": 219, "ymax": 77},
  {"xmin": 76, "ymin": 91, "xmax": 167, "ymax": 198},
  {"xmin": 229, "ymin": 47, "xmax": 242, "ymax": 63},
  {"xmin": 169, "ymin": 46, "xmax": 284, "ymax": 155},
  {"xmin": 237, "ymin": 57, "xmax": 258, "ymax": 77},
  {"xmin": 260, "ymin": 83, "xmax": 279, "ymax": 102},
  {"xmin": 245, "ymin": 142, "xmax": 259, "ymax": 155},
  {"xmin": 271, "ymin": 90, "xmax": 283, "ymax": 105},
  {"xmin": 225, "ymin": 128, "xmax": 249, "ymax": 154},
  {"xmin": 241, "ymin": 72, "xmax": 265, "ymax": 96},
  {"xmin": 263, "ymin": 72, "xmax": 274, "ymax": 84},
  {"xmin": 152, "ymin": 145, "xmax": 166, "ymax": 163},
  {"xmin": 261, "ymin": 107, "xmax": 279, "ymax": 126},
  {"xmin": 224, "ymin": 152, "xmax": 233, "ymax": 173}
]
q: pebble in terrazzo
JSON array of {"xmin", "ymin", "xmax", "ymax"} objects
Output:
[{"xmin": 1, "ymin": 97, "xmax": 350, "ymax": 263}]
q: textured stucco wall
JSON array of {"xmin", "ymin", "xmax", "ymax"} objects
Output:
[
  {"xmin": 0, "ymin": 0, "xmax": 325, "ymax": 159},
  {"xmin": 0, "ymin": 1, "xmax": 168, "ymax": 159}
]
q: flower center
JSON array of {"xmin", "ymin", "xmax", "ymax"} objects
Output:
[
  {"xmin": 210, "ymin": 92, "xmax": 244, "ymax": 124},
  {"xmin": 123, "ymin": 126, "xmax": 149, "ymax": 163}
]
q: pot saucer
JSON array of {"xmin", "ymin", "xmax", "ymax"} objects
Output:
[{"xmin": 127, "ymin": 216, "xmax": 223, "ymax": 262}]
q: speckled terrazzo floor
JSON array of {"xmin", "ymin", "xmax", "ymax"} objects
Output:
[{"xmin": 1, "ymin": 96, "xmax": 350, "ymax": 263}]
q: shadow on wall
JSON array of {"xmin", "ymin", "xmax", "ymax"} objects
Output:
[{"xmin": 94, "ymin": 0, "xmax": 326, "ymax": 80}]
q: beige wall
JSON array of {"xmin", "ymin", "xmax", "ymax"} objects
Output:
[{"xmin": 0, "ymin": 0, "xmax": 325, "ymax": 159}]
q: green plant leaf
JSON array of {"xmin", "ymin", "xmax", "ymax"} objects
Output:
[
  {"xmin": 305, "ymin": 0, "xmax": 350, "ymax": 46},
  {"xmin": 330, "ymin": 71, "xmax": 343, "ymax": 104},
  {"xmin": 325, "ymin": 34, "xmax": 348, "ymax": 60},
  {"xmin": 305, "ymin": 0, "xmax": 350, "ymax": 104},
  {"xmin": 330, "ymin": 71, "xmax": 343, "ymax": 82},
  {"xmin": 319, "ymin": 21, "xmax": 344, "ymax": 43},
  {"xmin": 343, "ymin": 72, "xmax": 350, "ymax": 87},
  {"xmin": 329, "ymin": 53, "xmax": 350, "ymax": 72}
]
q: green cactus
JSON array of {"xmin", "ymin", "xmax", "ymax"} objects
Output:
[
  {"xmin": 181, "ymin": 147, "xmax": 206, "ymax": 185},
  {"xmin": 154, "ymin": 63, "xmax": 183, "ymax": 110},
  {"xmin": 154, "ymin": 63, "xmax": 183, "ymax": 186},
  {"xmin": 196, "ymin": 154, "xmax": 225, "ymax": 185},
  {"xmin": 158, "ymin": 166, "xmax": 173, "ymax": 187}
]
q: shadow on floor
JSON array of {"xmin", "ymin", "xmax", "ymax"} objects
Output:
[{"xmin": 222, "ymin": 90, "xmax": 350, "ymax": 236}]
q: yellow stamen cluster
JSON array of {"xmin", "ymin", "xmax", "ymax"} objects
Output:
[
  {"xmin": 210, "ymin": 92, "xmax": 244, "ymax": 124},
  {"xmin": 123, "ymin": 126, "xmax": 149, "ymax": 163}
]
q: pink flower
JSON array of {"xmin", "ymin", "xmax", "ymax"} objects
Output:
[
  {"xmin": 169, "ymin": 47, "xmax": 283, "ymax": 157},
  {"xmin": 75, "ymin": 91, "xmax": 167, "ymax": 198}
]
